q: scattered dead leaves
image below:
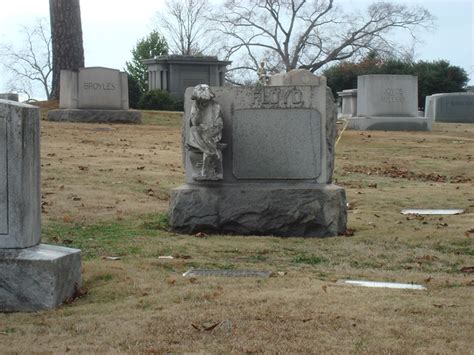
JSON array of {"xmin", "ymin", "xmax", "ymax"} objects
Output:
[
  {"xmin": 343, "ymin": 165, "xmax": 447, "ymax": 182},
  {"xmin": 460, "ymin": 266, "xmax": 474, "ymax": 274}
]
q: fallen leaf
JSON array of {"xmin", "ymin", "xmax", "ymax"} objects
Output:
[
  {"xmin": 203, "ymin": 321, "xmax": 222, "ymax": 331},
  {"xmin": 322, "ymin": 285, "xmax": 327, "ymax": 293},
  {"xmin": 460, "ymin": 266, "xmax": 474, "ymax": 273},
  {"xmin": 342, "ymin": 229, "xmax": 355, "ymax": 237},
  {"xmin": 195, "ymin": 232, "xmax": 208, "ymax": 238},
  {"xmin": 137, "ymin": 166, "xmax": 145, "ymax": 170}
]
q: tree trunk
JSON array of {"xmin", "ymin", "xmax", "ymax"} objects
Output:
[{"xmin": 49, "ymin": 0, "xmax": 84, "ymax": 100}]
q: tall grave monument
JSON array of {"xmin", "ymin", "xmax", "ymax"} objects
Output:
[
  {"xmin": 425, "ymin": 93, "xmax": 474, "ymax": 123},
  {"xmin": 169, "ymin": 70, "xmax": 347, "ymax": 237},
  {"xmin": 1, "ymin": 99, "xmax": 81, "ymax": 312},
  {"xmin": 48, "ymin": 67, "xmax": 141, "ymax": 123},
  {"xmin": 347, "ymin": 74, "xmax": 432, "ymax": 131}
]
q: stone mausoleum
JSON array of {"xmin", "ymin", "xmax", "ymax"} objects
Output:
[{"xmin": 143, "ymin": 55, "xmax": 231, "ymax": 99}]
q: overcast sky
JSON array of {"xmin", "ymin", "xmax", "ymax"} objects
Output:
[{"xmin": 0, "ymin": 0, "xmax": 472, "ymax": 99}]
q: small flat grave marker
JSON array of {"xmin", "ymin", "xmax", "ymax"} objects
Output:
[
  {"xmin": 183, "ymin": 268, "xmax": 272, "ymax": 278},
  {"xmin": 401, "ymin": 209, "xmax": 464, "ymax": 215},
  {"xmin": 337, "ymin": 279, "xmax": 426, "ymax": 290}
]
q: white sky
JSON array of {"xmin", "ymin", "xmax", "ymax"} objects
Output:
[{"xmin": 0, "ymin": 0, "xmax": 473, "ymax": 99}]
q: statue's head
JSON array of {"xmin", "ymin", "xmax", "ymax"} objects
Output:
[{"xmin": 191, "ymin": 84, "xmax": 215, "ymax": 102}]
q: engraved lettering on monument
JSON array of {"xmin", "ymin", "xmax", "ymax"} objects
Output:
[
  {"xmin": 77, "ymin": 67, "xmax": 122, "ymax": 109},
  {"xmin": 186, "ymin": 84, "xmax": 225, "ymax": 181},
  {"xmin": 253, "ymin": 87, "xmax": 304, "ymax": 108},
  {"xmin": 381, "ymin": 88, "xmax": 405, "ymax": 103},
  {"xmin": 233, "ymin": 108, "xmax": 321, "ymax": 179},
  {"xmin": 0, "ymin": 116, "xmax": 7, "ymax": 234}
]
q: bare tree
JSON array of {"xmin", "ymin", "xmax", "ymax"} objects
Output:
[
  {"xmin": 156, "ymin": 0, "xmax": 215, "ymax": 55},
  {"xmin": 0, "ymin": 18, "xmax": 52, "ymax": 100},
  {"xmin": 49, "ymin": 0, "xmax": 85, "ymax": 100},
  {"xmin": 213, "ymin": 0, "xmax": 434, "ymax": 82}
]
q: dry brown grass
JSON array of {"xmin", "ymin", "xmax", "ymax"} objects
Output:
[{"xmin": 0, "ymin": 109, "xmax": 473, "ymax": 353}]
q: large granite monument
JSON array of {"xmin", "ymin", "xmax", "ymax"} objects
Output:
[
  {"xmin": 0, "ymin": 99, "xmax": 81, "ymax": 312},
  {"xmin": 169, "ymin": 71, "xmax": 347, "ymax": 237},
  {"xmin": 47, "ymin": 67, "xmax": 141, "ymax": 123},
  {"xmin": 425, "ymin": 93, "xmax": 474, "ymax": 123},
  {"xmin": 346, "ymin": 74, "xmax": 432, "ymax": 131}
]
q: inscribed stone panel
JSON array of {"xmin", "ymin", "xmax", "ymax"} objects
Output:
[
  {"xmin": 0, "ymin": 116, "xmax": 7, "ymax": 234},
  {"xmin": 233, "ymin": 108, "xmax": 321, "ymax": 179},
  {"xmin": 78, "ymin": 68, "xmax": 122, "ymax": 109}
]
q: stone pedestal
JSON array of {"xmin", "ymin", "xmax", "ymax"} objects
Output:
[
  {"xmin": 0, "ymin": 245, "xmax": 81, "ymax": 312},
  {"xmin": 346, "ymin": 116, "xmax": 432, "ymax": 131},
  {"xmin": 337, "ymin": 89, "xmax": 358, "ymax": 118},
  {"xmin": 170, "ymin": 183, "xmax": 347, "ymax": 237},
  {"xmin": 1, "ymin": 99, "xmax": 82, "ymax": 312}
]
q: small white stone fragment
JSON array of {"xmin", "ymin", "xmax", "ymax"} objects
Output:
[
  {"xmin": 401, "ymin": 209, "xmax": 464, "ymax": 215},
  {"xmin": 337, "ymin": 279, "xmax": 426, "ymax": 290}
]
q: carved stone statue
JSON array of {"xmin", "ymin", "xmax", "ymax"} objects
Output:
[
  {"xmin": 186, "ymin": 84, "xmax": 225, "ymax": 181},
  {"xmin": 257, "ymin": 61, "xmax": 269, "ymax": 86}
]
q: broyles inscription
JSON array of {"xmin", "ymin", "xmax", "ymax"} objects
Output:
[{"xmin": 83, "ymin": 83, "xmax": 116, "ymax": 91}]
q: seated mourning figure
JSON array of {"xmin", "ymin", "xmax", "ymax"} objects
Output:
[{"xmin": 186, "ymin": 84, "xmax": 225, "ymax": 180}]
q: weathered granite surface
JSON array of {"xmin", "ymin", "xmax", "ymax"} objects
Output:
[
  {"xmin": 59, "ymin": 67, "xmax": 130, "ymax": 110},
  {"xmin": 425, "ymin": 93, "xmax": 474, "ymax": 123},
  {"xmin": 347, "ymin": 74, "xmax": 432, "ymax": 131},
  {"xmin": 170, "ymin": 75, "xmax": 346, "ymax": 237},
  {"xmin": 170, "ymin": 184, "xmax": 347, "ymax": 237},
  {"xmin": 0, "ymin": 100, "xmax": 41, "ymax": 248},
  {"xmin": 346, "ymin": 116, "xmax": 432, "ymax": 131},
  {"xmin": 0, "ymin": 93, "xmax": 19, "ymax": 102},
  {"xmin": 1, "ymin": 100, "xmax": 82, "ymax": 312},
  {"xmin": 47, "ymin": 109, "xmax": 141, "ymax": 124},
  {"xmin": 0, "ymin": 244, "xmax": 82, "ymax": 312}
]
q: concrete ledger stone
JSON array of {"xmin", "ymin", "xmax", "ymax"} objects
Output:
[
  {"xmin": 47, "ymin": 109, "xmax": 141, "ymax": 124},
  {"xmin": 0, "ymin": 244, "xmax": 82, "ymax": 312},
  {"xmin": 169, "ymin": 183, "xmax": 347, "ymax": 237}
]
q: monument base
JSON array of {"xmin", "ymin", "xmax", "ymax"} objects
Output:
[
  {"xmin": 0, "ymin": 244, "xmax": 82, "ymax": 312},
  {"xmin": 169, "ymin": 183, "xmax": 347, "ymax": 237},
  {"xmin": 435, "ymin": 116, "xmax": 474, "ymax": 123},
  {"xmin": 346, "ymin": 116, "xmax": 432, "ymax": 131},
  {"xmin": 47, "ymin": 109, "xmax": 141, "ymax": 124}
]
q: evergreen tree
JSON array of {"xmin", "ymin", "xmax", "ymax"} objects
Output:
[{"xmin": 125, "ymin": 30, "xmax": 168, "ymax": 107}]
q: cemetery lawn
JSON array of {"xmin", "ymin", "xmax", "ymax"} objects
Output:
[{"xmin": 1, "ymin": 109, "xmax": 473, "ymax": 353}]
